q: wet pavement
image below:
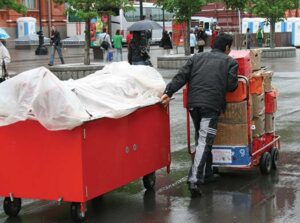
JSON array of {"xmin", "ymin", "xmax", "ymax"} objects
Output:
[{"xmin": 0, "ymin": 47, "xmax": 300, "ymax": 223}]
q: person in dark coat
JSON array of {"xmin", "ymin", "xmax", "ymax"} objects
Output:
[
  {"xmin": 196, "ymin": 27, "xmax": 207, "ymax": 53},
  {"xmin": 159, "ymin": 30, "xmax": 173, "ymax": 55},
  {"xmin": 160, "ymin": 34, "xmax": 238, "ymax": 197},
  {"xmin": 128, "ymin": 31, "xmax": 151, "ymax": 66},
  {"xmin": 48, "ymin": 25, "xmax": 64, "ymax": 66}
]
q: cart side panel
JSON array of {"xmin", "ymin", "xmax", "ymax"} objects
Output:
[
  {"xmin": 0, "ymin": 121, "xmax": 85, "ymax": 202},
  {"xmin": 82, "ymin": 105, "xmax": 170, "ymax": 200}
]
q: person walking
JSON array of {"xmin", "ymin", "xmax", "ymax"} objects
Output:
[
  {"xmin": 48, "ymin": 25, "xmax": 64, "ymax": 66},
  {"xmin": 196, "ymin": 27, "xmax": 207, "ymax": 53},
  {"xmin": 126, "ymin": 31, "xmax": 133, "ymax": 46},
  {"xmin": 159, "ymin": 30, "xmax": 173, "ymax": 55},
  {"xmin": 0, "ymin": 39, "xmax": 11, "ymax": 81},
  {"xmin": 99, "ymin": 28, "xmax": 112, "ymax": 62},
  {"xmin": 160, "ymin": 34, "xmax": 238, "ymax": 197},
  {"xmin": 256, "ymin": 26, "xmax": 264, "ymax": 47},
  {"xmin": 190, "ymin": 30, "xmax": 197, "ymax": 54},
  {"xmin": 113, "ymin": 30, "xmax": 123, "ymax": 62},
  {"xmin": 210, "ymin": 26, "xmax": 220, "ymax": 48},
  {"xmin": 128, "ymin": 31, "xmax": 151, "ymax": 66},
  {"xmin": 245, "ymin": 28, "xmax": 252, "ymax": 49}
]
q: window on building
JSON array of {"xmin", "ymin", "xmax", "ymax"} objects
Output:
[{"xmin": 22, "ymin": 0, "xmax": 37, "ymax": 9}]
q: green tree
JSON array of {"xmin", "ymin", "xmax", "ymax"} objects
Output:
[
  {"xmin": 248, "ymin": 0, "xmax": 296, "ymax": 48},
  {"xmin": 55, "ymin": 0, "xmax": 132, "ymax": 65},
  {"xmin": 0, "ymin": 0, "xmax": 27, "ymax": 13},
  {"xmin": 156, "ymin": 0, "xmax": 207, "ymax": 55}
]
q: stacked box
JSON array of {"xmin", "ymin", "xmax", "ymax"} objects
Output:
[
  {"xmin": 250, "ymin": 70, "xmax": 277, "ymax": 140},
  {"xmin": 250, "ymin": 49, "xmax": 262, "ymax": 71},
  {"xmin": 229, "ymin": 50, "xmax": 252, "ymax": 77},
  {"xmin": 262, "ymin": 71, "xmax": 274, "ymax": 93},
  {"xmin": 250, "ymin": 71, "xmax": 265, "ymax": 138},
  {"xmin": 214, "ymin": 100, "xmax": 249, "ymax": 146}
]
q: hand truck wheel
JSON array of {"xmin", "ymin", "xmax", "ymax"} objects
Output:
[
  {"xmin": 70, "ymin": 202, "xmax": 86, "ymax": 223},
  {"xmin": 3, "ymin": 197, "xmax": 22, "ymax": 217},
  {"xmin": 259, "ymin": 152, "xmax": 272, "ymax": 175},
  {"xmin": 270, "ymin": 148, "xmax": 279, "ymax": 170},
  {"xmin": 143, "ymin": 172, "xmax": 156, "ymax": 190}
]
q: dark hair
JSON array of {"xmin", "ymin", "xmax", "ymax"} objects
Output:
[
  {"xmin": 212, "ymin": 33, "xmax": 233, "ymax": 52},
  {"xmin": 116, "ymin": 29, "xmax": 120, "ymax": 35},
  {"xmin": 247, "ymin": 28, "xmax": 250, "ymax": 32},
  {"xmin": 103, "ymin": 28, "xmax": 107, "ymax": 33}
]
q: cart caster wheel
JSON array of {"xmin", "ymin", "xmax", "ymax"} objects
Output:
[
  {"xmin": 70, "ymin": 202, "xmax": 86, "ymax": 223},
  {"xmin": 3, "ymin": 197, "xmax": 22, "ymax": 217},
  {"xmin": 143, "ymin": 172, "xmax": 156, "ymax": 190},
  {"xmin": 270, "ymin": 148, "xmax": 279, "ymax": 170},
  {"xmin": 260, "ymin": 152, "xmax": 272, "ymax": 175}
]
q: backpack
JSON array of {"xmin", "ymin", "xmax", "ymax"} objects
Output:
[{"xmin": 100, "ymin": 34, "xmax": 109, "ymax": 50}]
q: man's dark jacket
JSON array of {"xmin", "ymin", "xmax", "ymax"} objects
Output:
[{"xmin": 165, "ymin": 49, "xmax": 238, "ymax": 113}]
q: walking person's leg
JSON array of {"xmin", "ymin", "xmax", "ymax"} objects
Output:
[
  {"xmin": 119, "ymin": 48, "xmax": 123, "ymax": 61},
  {"xmin": 104, "ymin": 50, "xmax": 108, "ymax": 62},
  {"xmin": 56, "ymin": 46, "xmax": 65, "ymax": 64},
  {"xmin": 198, "ymin": 45, "xmax": 204, "ymax": 53},
  {"xmin": 48, "ymin": 46, "xmax": 55, "ymax": 66},
  {"xmin": 190, "ymin": 47, "xmax": 194, "ymax": 54},
  {"xmin": 187, "ymin": 108, "xmax": 219, "ymax": 196}
]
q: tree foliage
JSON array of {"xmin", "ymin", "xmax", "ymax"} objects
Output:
[
  {"xmin": 0, "ymin": 0, "xmax": 27, "ymax": 13},
  {"xmin": 156, "ymin": 0, "xmax": 207, "ymax": 55},
  {"xmin": 55, "ymin": 0, "xmax": 132, "ymax": 20},
  {"xmin": 54, "ymin": 0, "xmax": 132, "ymax": 65},
  {"xmin": 248, "ymin": 0, "xmax": 296, "ymax": 23},
  {"xmin": 156, "ymin": 0, "xmax": 207, "ymax": 23}
]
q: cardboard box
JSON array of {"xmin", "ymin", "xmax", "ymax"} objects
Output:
[
  {"xmin": 265, "ymin": 90, "xmax": 278, "ymax": 114},
  {"xmin": 250, "ymin": 49, "xmax": 262, "ymax": 71},
  {"xmin": 229, "ymin": 50, "xmax": 252, "ymax": 77},
  {"xmin": 262, "ymin": 71, "xmax": 274, "ymax": 92},
  {"xmin": 252, "ymin": 115, "xmax": 265, "ymax": 137},
  {"xmin": 220, "ymin": 101, "xmax": 248, "ymax": 124},
  {"xmin": 265, "ymin": 113, "xmax": 275, "ymax": 133},
  {"xmin": 214, "ymin": 123, "xmax": 249, "ymax": 146},
  {"xmin": 226, "ymin": 78, "xmax": 248, "ymax": 102},
  {"xmin": 252, "ymin": 93, "xmax": 265, "ymax": 117},
  {"xmin": 250, "ymin": 70, "xmax": 264, "ymax": 94}
]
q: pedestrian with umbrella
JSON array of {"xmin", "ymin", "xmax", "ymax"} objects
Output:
[
  {"xmin": 127, "ymin": 20, "xmax": 162, "ymax": 66},
  {"xmin": 127, "ymin": 31, "xmax": 151, "ymax": 66}
]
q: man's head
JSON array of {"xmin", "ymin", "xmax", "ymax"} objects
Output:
[
  {"xmin": 212, "ymin": 33, "xmax": 233, "ymax": 55},
  {"xmin": 103, "ymin": 28, "xmax": 107, "ymax": 33},
  {"xmin": 51, "ymin": 25, "xmax": 56, "ymax": 31}
]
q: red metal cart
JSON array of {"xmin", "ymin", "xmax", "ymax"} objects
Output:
[
  {"xmin": 0, "ymin": 104, "xmax": 171, "ymax": 222},
  {"xmin": 183, "ymin": 76, "xmax": 280, "ymax": 174}
]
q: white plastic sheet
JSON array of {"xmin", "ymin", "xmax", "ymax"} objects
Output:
[{"xmin": 0, "ymin": 62, "xmax": 166, "ymax": 130}]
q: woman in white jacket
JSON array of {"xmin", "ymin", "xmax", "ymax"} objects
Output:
[
  {"xmin": 189, "ymin": 30, "xmax": 197, "ymax": 54},
  {"xmin": 0, "ymin": 40, "xmax": 11, "ymax": 79}
]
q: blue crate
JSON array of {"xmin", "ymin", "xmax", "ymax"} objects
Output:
[{"xmin": 212, "ymin": 146, "xmax": 251, "ymax": 167}]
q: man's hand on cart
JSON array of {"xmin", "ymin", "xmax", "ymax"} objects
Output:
[{"xmin": 160, "ymin": 94, "xmax": 171, "ymax": 107}]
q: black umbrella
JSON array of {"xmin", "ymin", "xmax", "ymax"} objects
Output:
[{"xmin": 127, "ymin": 20, "xmax": 163, "ymax": 31}]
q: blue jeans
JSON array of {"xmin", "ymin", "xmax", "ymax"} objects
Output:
[
  {"xmin": 115, "ymin": 48, "xmax": 123, "ymax": 62},
  {"xmin": 49, "ymin": 45, "xmax": 64, "ymax": 65}
]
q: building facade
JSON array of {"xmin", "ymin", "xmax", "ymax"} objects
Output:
[{"xmin": 0, "ymin": 0, "xmax": 66, "ymax": 39}]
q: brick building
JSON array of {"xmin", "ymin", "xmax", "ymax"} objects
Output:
[
  {"xmin": 193, "ymin": 3, "xmax": 253, "ymax": 32},
  {"xmin": 0, "ymin": 0, "xmax": 66, "ymax": 39}
]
